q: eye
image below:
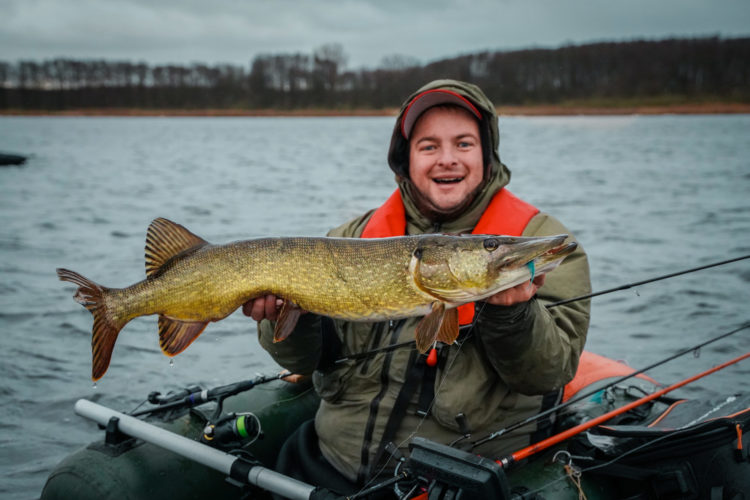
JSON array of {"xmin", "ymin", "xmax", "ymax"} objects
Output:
[
  {"xmin": 413, "ymin": 248, "xmax": 423, "ymax": 259},
  {"xmin": 483, "ymin": 238, "xmax": 499, "ymax": 251}
]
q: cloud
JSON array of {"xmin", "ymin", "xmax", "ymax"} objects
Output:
[{"xmin": 1, "ymin": 0, "xmax": 748, "ymax": 68}]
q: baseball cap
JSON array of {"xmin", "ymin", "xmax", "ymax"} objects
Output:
[{"xmin": 400, "ymin": 89, "xmax": 482, "ymax": 139}]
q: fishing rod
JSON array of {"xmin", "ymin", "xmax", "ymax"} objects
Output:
[
  {"xmin": 547, "ymin": 253, "xmax": 750, "ymax": 309},
  {"xmin": 129, "ymin": 372, "xmax": 288, "ymax": 418},
  {"xmin": 495, "ymin": 349, "xmax": 750, "ymax": 468},
  {"xmin": 471, "ymin": 321, "xmax": 750, "ymax": 449}
]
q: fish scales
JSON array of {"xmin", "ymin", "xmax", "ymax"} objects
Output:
[
  {"xmin": 104, "ymin": 236, "xmax": 427, "ymax": 327},
  {"xmin": 207, "ymin": 236, "xmax": 429, "ymax": 321}
]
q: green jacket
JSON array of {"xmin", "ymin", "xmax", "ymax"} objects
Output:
[{"xmin": 258, "ymin": 80, "xmax": 591, "ymax": 482}]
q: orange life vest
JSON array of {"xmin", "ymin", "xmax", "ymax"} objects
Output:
[{"xmin": 361, "ymin": 188, "xmax": 539, "ymax": 325}]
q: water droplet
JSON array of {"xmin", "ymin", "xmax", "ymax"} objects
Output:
[
  {"xmin": 693, "ymin": 347, "xmax": 701, "ymax": 358},
  {"xmin": 92, "ymin": 382, "xmax": 97, "ymax": 390},
  {"xmin": 169, "ymin": 359, "xmax": 174, "ymax": 368},
  {"xmin": 635, "ymin": 289, "xmax": 640, "ymax": 297}
]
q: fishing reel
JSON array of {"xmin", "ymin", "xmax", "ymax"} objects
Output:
[{"xmin": 201, "ymin": 412, "xmax": 263, "ymax": 448}]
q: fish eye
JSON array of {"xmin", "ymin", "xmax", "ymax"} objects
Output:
[
  {"xmin": 483, "ymin": 238, "xmax": 499, "ymax": 251},
  {"xmin": 413, "ymin": 248, "xmax": 423, "ymax": 259}
]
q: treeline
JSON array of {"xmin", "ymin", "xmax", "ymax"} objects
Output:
[{"xmin": 1, "ymin": 37, "xmax": 749, "ymax": 111}]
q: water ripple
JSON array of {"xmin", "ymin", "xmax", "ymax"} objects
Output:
[{"xmin": 1, "ymin": 114, "xmax": 749, "ymax": 499}]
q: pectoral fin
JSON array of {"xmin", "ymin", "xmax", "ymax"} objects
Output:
[
  {"xmin": 436, "ymin": 307, "xmax": 459, "ymax": 345},
  {"xmin": 415, "ymin": 302, "xmax": 459, "ymax": 353},
  {"xmin": 273, "ymin": 300, "xmax": 303, "ymax": 343},
  {"xmin": 158, "ymin": 316, "xmax": 208, "ymax": 356}
]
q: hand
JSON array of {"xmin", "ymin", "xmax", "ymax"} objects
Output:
[
  {"xmin": 484, "ymin": 275, "xmax": 546, "ymax": 307},
  {"xmin": 242, "ymin": 294, "xmax": 284, "ymax": 322},
  {"xmin": 279, "ymin": 370, "xmax": 310, "ymax": 384}
]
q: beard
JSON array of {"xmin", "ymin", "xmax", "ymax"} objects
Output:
[{"xmin": 406, "ymin": 174, "xmax": 488, "ymax": 224}]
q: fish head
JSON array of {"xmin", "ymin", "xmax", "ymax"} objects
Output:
[{"xmin": 411, "ymin": 234, "xmax": 573, "ymax": 303}]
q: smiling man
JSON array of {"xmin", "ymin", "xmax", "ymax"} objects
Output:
[
  {"xmin": 408, "ymin": 104, "xmax": 485, "ymax": 215},
  {"xmin": 247, "ymin": 79, "xmax": 592, "ymax": 496}
]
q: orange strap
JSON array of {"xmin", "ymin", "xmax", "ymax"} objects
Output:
[{"xmin": 361, "ymin": 188, "xmax": 539, "ymax": 324}]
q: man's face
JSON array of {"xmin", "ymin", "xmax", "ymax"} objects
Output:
[{"xmin": 408, "ymin": 106, "xmax": 484, "ymax": 215}]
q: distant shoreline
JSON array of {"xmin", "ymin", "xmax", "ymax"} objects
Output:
[{"xmin": 2, "ymin": 102, "xmax": 750, "ymax": 117}]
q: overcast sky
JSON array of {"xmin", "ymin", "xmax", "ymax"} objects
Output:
[{"xmin": 2, "ymin": 0, "xmax": 749, "ymax": 69}]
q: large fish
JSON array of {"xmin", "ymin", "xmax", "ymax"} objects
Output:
[{"xmin": 57, "ymin": 218, "xmax": 577, "ymax": 380}]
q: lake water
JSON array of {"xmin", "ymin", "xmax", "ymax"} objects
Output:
[{"xmin": 1, "ymin": 114, "xmax": 749, "ymax": 498}]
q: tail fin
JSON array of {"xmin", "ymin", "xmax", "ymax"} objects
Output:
[{"xmin": 57, "ymin": 268, "xmax": 125, "ymax": 381}]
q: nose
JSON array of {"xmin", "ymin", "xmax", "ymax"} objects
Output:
[{"xmin": 437, "ymin": 146, "xmax": 458, "ymax": 166}]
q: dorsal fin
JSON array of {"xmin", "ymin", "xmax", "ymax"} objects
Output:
[{"xmin": 145, "ymin": 218, "xmax": 208, "ymax": 277}]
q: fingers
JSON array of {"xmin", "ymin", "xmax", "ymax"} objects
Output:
[
  {"xmin": 280, "ymin": 372, "xmax": 309, "ymax": 384},
  {"xmin": 242, "ymin": 295, "xmax": 283, "ymax": 321},
  {"xmin": 485, "ymin": 274, "xmax": 546, "ymax": 307},
  {"xmin": 485, "ymin": 285, "xmax": 527, "ymax": 306},
  {"xmin": 264, "ymin": 295, "xmax": 278, "ymax": 319}
]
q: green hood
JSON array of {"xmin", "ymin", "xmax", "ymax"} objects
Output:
[{"xmin": 386, "ymin": 79, "xmax": 513, "ymax": 233}]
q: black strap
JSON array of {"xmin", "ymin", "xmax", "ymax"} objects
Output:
[
  {"xmin": 370, "ymin": 351, "xmax": 422, "ymax": 470},
  {"xmin": 371, "ymin": 349, "xmax": 440, "ymax": 473},
  {"xmin": 416, "ymin": 363, "xmax": 436, "ymax": 418},
  {"xmin": 529, "ymin": 388, "xmax": 563, "ymax": 444},
  {"xmin": 316, "ymin": 316, "xmax": 344, "ymax": 372},
  {"xmin": 228, "ymin": 455, "xmax": 258, "ymax": 485}
]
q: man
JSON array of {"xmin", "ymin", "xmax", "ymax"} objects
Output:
[{"xmin": 244, "ymin": 79, "xmax": 591, "ymax": 494}]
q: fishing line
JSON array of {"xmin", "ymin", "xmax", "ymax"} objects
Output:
[
  {"xmin": 546, "ymin": 253, "xmax": 750, "ymax": 309},
  {"xmin": 244, "ymin": 386, "xmax": 316, "ymax": 425}
]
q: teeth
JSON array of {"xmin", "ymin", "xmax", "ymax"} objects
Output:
[{"xmin": 434, "ymin": 178, "xmax": 463, "ymax": 183}]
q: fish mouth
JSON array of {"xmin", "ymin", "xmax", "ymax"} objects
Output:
[
  {"xmin": 541, "ymin": 241, "xmax": 578, "ymax": 258},
  {"xmin": 492, "ymin": 234, "xmax": 570, "ymax": 270}
]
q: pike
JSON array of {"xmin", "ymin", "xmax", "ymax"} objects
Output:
[{"xmin": 57, "ymin": 218, "xmax": 577, "ymax": 380}]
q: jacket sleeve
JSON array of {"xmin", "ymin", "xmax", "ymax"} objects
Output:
[
  {"xmin": 255, "ymin": 210, "xmax": 376, "ymax": 375},
  {"xmin": 257, "ymin": 314, "xmax": 322, "ymax": 375},
  {"xmin": 474, "ymin": 212, "xmax": 591, "ymax": 395}
]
